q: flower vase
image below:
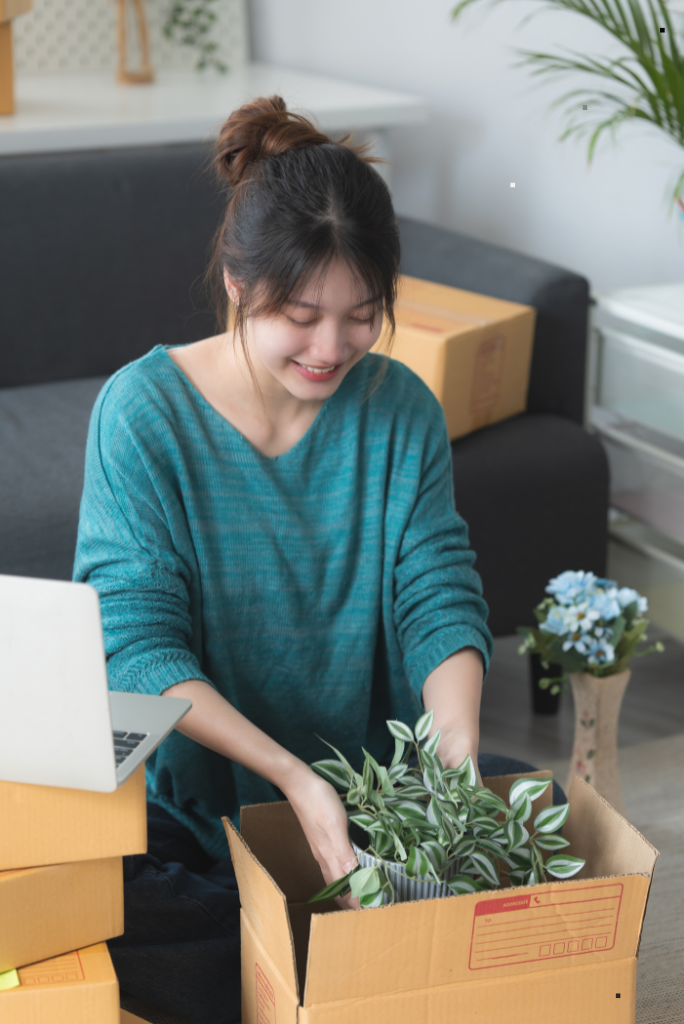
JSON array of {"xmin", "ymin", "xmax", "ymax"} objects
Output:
[{"xmin": 565, "ymin": 669, "xmax": 631, "ymax": 815}]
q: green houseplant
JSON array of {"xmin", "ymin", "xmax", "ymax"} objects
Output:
[
  {"xmin": 163, "ymin": 0, "xmax": 228, "ymax": 72},
  {"xmin": 307, "ymin": 711, "xmax": 584, "ymax": 908},
  {"xmin": 518, "ymin": 570, "xmax": 664, "ymax": 813},
  {"xmin": 451, "ymin": 0, "xmax": 684, "ymax": 211}
]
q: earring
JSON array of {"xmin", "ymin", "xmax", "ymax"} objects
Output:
[{"xmin": 229, "ymin": 290, "xmax": 240, "ymax": 305}]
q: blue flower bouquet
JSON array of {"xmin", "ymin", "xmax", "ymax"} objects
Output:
[{"xmin": 518, "ymin": 571, "xmax": 664, "ymax": 695}]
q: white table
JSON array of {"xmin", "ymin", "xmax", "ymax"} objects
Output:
[{"xmin": 0, "ymin": 62, "xmax": 426, "ymax": 185}]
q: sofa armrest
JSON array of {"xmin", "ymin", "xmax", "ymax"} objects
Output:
[{"xmin": 397, "ymin": 216, "xmax": 590, "ymax": 424}]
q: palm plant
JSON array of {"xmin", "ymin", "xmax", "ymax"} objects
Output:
[{"xmin": 451, "ymin": 0, "xmax": 684, "ymax": 209}]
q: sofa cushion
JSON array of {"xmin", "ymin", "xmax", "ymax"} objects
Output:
[
  {"xmin": 451, "ymin": 413, "xmax": 609, "ymax": 636},
  {"xmin": 0, "ymin": 376, "xmax": 106, "ymax": 581}
]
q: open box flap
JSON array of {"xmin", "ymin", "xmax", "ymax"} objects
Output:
[
  {"xmin": 564, "ymin": 777, "xmax": 659, "ymax": 955},
  {"xmin": 222, "ymin": 815, "xmax": 299, "ymax": 1000},
  {"xmin": 239, "ymin": 802, "xmax": 327, "ymax": 904}
]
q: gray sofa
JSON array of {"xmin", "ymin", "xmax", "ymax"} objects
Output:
[{"xmin": 0, "ymin": 143, "xmax": 608, "ymax": 640}]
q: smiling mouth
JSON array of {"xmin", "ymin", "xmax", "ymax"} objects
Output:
[{"xmin": 293, "ymin": 361, "xmax": 341, "ymax": 372}]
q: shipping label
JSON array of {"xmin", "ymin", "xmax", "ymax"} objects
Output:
[
  {"xmin": 469, "ymin": 882, "xmax": 624, "ymax": 970},
  {"xmin": 255, "ymin": 962, "xmax": 276, "ymax": 1024},
  {"xmin": 17, "ymin": 951, "xmax": 85, "ymax": 986}
]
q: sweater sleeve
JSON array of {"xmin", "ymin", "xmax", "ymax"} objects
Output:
[
  {"xmin": 72, "ymin": 381, "xmax": 213, "ymax": 696},
  {"xmin": 393, "ymin": 406, "xmax": 493, "ymax": 701}
]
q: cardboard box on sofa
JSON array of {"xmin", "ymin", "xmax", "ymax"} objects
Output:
[
  {"xmin": 0, "ymin": 942, "xmax": 119, "ymax": 1024},
  {"xmin": 224, "ymin": 772, "xmax": 658, "ymax": 1024},
  {"xmin": 370, "ymin": 275, "xmax": 536, "ymax": 441},
  {"xmin": 0, "ymin": 856, "xmax": 123, "ymax": 973},
  {"xmin": 0, "ymin": 764, "xmax": 146, "ymax": 871}
]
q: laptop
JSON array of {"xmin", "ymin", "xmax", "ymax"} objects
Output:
[{"xmin": 0, "ymin": 574, "xmax": 192, "ymax": 792}]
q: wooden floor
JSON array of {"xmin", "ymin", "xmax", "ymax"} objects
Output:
[{"xmin": 479, "ymin": 626, "xmax": 684, "ymax": 769}]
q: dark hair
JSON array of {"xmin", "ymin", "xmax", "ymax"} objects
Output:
[{"xmin": 208, "ymin": 94, "xmax": 401, "ymax": 402}]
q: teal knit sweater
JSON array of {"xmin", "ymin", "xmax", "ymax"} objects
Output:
[{"xmin": 73, "ymin": 346, "xmax": 492, "ymax": 859}]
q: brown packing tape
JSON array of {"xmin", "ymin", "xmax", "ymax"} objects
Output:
[
  {"xmin": 0, "ymin": 856, "xmax": 123, "ymax": 973},
  {"xmin": 0, "ymin": 21, "xmax": 13, "ymax": 116},
  {"xmin": 0, "ymin": 765, "xmax": 147, "ymax": 870}
]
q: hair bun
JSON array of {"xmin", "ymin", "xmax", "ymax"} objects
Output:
[{"xmin": 216, "ymin": 95, "xmax": 332, "ymax": 187}]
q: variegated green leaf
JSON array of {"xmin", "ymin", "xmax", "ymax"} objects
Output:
[
  {"xmin": 307, "ymin": 871, "xmax": 353, "ymax": 904},
  {"xmin": 525, "ymin": 867, "xmax": 538, "ymax": 886},
  {"xmin": 467, "ymin": 850, "xmax": 500, "ymax": 887},
  {"xmin": 421, "ymin": 840, "xmax": 447, "ymax": 872},
  {"xmin": 447, "ymin": 874, "xmax": 482, "ymax": 895},
  {"xmin": 348, "ymin": 812, "xmax": 376, "ymax": 830},
  {"xmin": 423, "ymin": 729, "xmax": 441, "ymax": 757},
  {"xmin": 360, "ymin": 890, "xmax": 385, "ymax": 908},
  {"xmin": 455, "ymin": 754, "xmax": 478, "ymax": 787},
  {"xmin": 508, "ymin": 793, "xmax": 533, "ymax": 824},
  {"xmin": 395, "ymin": 800, "xmax": 428, "ymax": 821},
  {"xmin": 533, "ymin": 834, "xmax": 570, "ymax": 852},
  {"xmin": 390, "ymin": 736, "xmax": 406, "ymax": 768},
  {"xmin": 508, "ymin": 869, "xmax": 529, "ymax": 887},
  {"xmin": 545, "ymin": 854, "xmax": 585, "ymax": 879},
  {"xmin": 474, "ymin": 837, "xmax": 509, "ymax": 858},
  {"xmin": 508, "ymin": 847, "xmax": 532, "ymax": 866},
  {"xmin": 534, "ymin": 803, "xmax": 570, "ymax": 834},
  {"xmin": 349, "ymin": 866, "xmax": 383, "ymax": 898},
  {"xmin": 471, "ymin": 789, "xmax": 508, "ymax": 815},
  {"xmin": 386, "ymin": 720, "xmax": 414, "ymax": 743},
  {"xmin": 315, "ymin": 738, "xmax": 355, "ymax": 777},
  {"xmin": 398, "ymin": 783, "xmax": 428, "ymax": 800},
  {"xmin": 427, "ymin": 796, "xmax": 442, "ymax": 826},
  {"xmin": 388, "ymin": 762, "xmax": 408, "ymax": 782},
  {"xmin": 406, "ymin": 845, "xmax": 431, "ymax": 878},
  {"xmin": 372, "ymin": 832, "xmax": 394, "ymax": 857},
  {"xmin": 414, "ymin": 709, "xmax": 434, "ymax": 742},
  {"xmin": 509, "ymin": 777, "xmax": 552, "ymax": 807},
  {"xmin": 505, "ymin": 820, "xmax": 530, "ymax": 852},
  {"xmin": 311, "ymin": 759, "xmax": 353, "ymax": 790}
]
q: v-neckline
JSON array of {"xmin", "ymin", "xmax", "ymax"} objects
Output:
[{"xmin": 160, "ymin": 344, "xmax": 339, "ymax": 463}]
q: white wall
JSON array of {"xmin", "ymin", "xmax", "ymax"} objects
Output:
[{"xmin": 248, "ymin": 0, "xmax": 684, "ymax": 292}]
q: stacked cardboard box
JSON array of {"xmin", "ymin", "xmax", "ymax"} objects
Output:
[
  {"xmin": 371, "ymin": 275, "xmax": 537, "ymax": 441},
  {"xmin": 0, "ymin": 765, "xmax": 147, "ymax": 1023}
]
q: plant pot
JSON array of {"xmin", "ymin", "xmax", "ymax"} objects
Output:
[
  {"xmin": 351, "ymin": 842, "xmax": 458, "ymax": 905},
  {"xmin": 565, "ymin": 669, "xmax": 631, "ymax": 816}
]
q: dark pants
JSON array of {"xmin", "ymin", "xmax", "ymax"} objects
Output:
[{"xmin": 110, "ymin": 754, "xmax": 565, "ymax": 1024}]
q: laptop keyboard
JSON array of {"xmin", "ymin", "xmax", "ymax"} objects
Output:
[{"xmin": 113, "ymin": 730, "xmax": 149, "ymax": 769}]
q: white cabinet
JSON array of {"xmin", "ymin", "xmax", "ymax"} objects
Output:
[{"xmin": 589, "ymin": 284, "xmax": 684, "ymax": 640}]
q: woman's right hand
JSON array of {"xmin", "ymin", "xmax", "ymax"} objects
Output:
[{"xmin": 282, "ymin": 763, "xmax": 360, "ymax": 910}]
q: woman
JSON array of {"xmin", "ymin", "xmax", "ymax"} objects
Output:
[{"xmin": 74, "ymin": 95, "xmax": 534, "ymax": 1024}]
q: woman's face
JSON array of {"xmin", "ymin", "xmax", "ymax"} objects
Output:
[{"xmin": 229, "ymin": 259, "xmax": 384, "ymax": 406}]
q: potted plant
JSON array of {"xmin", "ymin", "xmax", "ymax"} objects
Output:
[
  {"xmin": 163, "ymin": 0, "xmax": 227, "ymax": 72},
  {"xmin": 450, "ymin": 0, "xmax": 684, "ymax": 214},
  {"xmin": 518, "ymin": 570, "xmax": 664, "ymax": 814},
  {"xmin": 307, "ymin": 710, "xmax": 585, "ymax": 908}
]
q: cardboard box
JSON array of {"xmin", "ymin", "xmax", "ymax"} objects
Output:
[
  {"xmin": 0, "ymin": 942, "xmax": 119, "ymax": 1024},
  {"xmin": 121, "ymin": 1011, "xmax": 152, "ymax": 1024},
  {"xmin": 371, "ymin": 275, "xmax": 536, "ymax": 440},
  {"xmin": 0, "ymin": 856, "xmax": 123, "ymax": 972},
  {"xmin": 224, "ymin": 772, "xmax": 658, "ymax": 1024},
  {"xmin": 0, "ymin": 764, "xmax": 147, "ymax": 871}
]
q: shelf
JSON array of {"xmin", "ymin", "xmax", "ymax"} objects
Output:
[{"xmin": 0, "ymin": 63, "xmax": 427, "ymax": 156}]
